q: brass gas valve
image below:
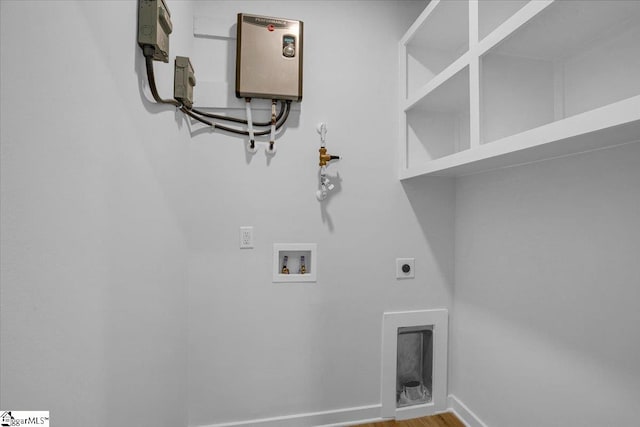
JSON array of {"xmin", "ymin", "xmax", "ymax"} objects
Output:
[{"xmin": 319, "ymin": 147, "xmax": 340, "ymax": 167}]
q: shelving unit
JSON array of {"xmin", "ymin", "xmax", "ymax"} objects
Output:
[
  {"xmin": 399, "ymin": 0, "xmax": 640, "ymax": 179},
  {"xmin": 406, "ymin": 66, "xmax": 470, "ymax": 167},
  {"xmin": 404, "ymin": 0, "xmax": 469, "ymax": 97}
]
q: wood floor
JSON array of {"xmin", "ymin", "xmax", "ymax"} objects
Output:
[{"xmin": 352, "ymin": 412, "xmax": 466, "ymax": 427}]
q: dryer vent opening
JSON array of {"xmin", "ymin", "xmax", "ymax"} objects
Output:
[{"xmin": 397, "ymin": 326, "xmax": 433, "ymax": 407}]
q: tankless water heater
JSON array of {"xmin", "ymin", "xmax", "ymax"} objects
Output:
[{"xmin": 236, "ymin": 13, "xmax": 303, "ymax": 101}]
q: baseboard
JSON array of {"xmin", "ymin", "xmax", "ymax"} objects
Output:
[
  {"xmin": 447, "ymin": 394, "xmax": 489, "ymax": 427},
  {"xmin": 198, "ymin": 396, "xmax": 487, "ymax": 427},
  {"xmin": 200, "ymin": 404, "xmax": 382, "ymax": 427}
]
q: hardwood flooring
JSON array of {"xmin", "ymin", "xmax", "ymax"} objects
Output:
[{"xmin": 351, "ymin": 412, "xmax": 466, "ymax": 427}]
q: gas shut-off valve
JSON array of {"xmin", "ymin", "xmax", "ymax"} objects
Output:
[{"xmin": 316, "ymin": 123, "xmax": 340, "ymax": 201}]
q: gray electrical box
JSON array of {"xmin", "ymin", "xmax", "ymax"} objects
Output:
[
  {"xmin": 236, "ymin": 13, "xmax": 303, "ymax": 101},
  {"xmin": 174, "ymin": 56, "xmax": 196, "ymax": 108},
  {"xmin": 137, "ymin": 0, "xmax": 173, "ymax": 62}
]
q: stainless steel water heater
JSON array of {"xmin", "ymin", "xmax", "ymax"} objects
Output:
[{"xmin": 236, "ymin": 13, "xmax": 303, "ymax": 101}]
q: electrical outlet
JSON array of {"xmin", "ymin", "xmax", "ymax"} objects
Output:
[
  {"xmin": 396, "ymin": 258, "xmax": 415, "ymax": 279},
  {"xmin": 240, "ymin": 226, "xmax": 254, "ymax": 249}
]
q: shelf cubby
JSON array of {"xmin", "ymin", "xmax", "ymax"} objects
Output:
[
  {"xmin": 478, "ymin": 0, "xmax": 529, "ymax": 42},
  {"xmin": 404, "ymin": 66, "xmax": 470, "ymax": 172},
  {"xmin": 480, "ymin": 0, "xmax": 640, "ymax": 145},
  {"xmin": 403, "ymin": 0, "xmax": 469, "ymax": 98},
  {"xmin": 399, "ymin": 0, "xmax": 640, "ymax": 179}
]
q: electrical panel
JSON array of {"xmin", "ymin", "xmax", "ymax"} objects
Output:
[
  {"xmin": 137, "ymin": 0, "xmax": 173, "ymax": 62},
  {"xmin": 236, "ymin": 13, "xmax": 303, "ymax": 101},
  {"xmin": 174, "ymin": 56, "xmax": 196, "ymax": 108}
]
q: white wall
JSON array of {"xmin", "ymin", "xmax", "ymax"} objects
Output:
[
  {"xmin": 0, "ymin": 2, "xmax": 191, "ymax": 426},
  {"xmin": 451, "ymin": 141, "xmax": 640, "ymax": 426},
  {"xmin": 7, "ymin": 3, "xmax": 636, "ymax": 427},
  {"xmin": 2, "ymin": 1, "xmax": 457, "ymax": 427},
  {"xmin": 184, "ymin": 1, "xmax": 456, "ymax": 426}
]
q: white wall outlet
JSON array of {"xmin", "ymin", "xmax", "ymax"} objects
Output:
[
  {"xmin": 240, "ymin": 226, "xmax": 254, "ymax": 249},
  {"xmin": 396, "ymin": 258, "xmax": 415, "ymax": 279}
]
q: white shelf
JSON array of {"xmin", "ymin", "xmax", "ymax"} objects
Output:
[
  {"xmin": 399, "ymin": 0, "xmax": 640, "ymax": 179},
  {"xmin": 477, "ymin": 0, "xmax": 553, "ymax": 57},
  {"xmin": 400, "ymin": 96, "xmax": 640, "ymax": 178},
  {"xmin": 478, "ymin": 0, "xmax": 529, "ymax": 42},
  {"xmin": 404, "ymin": 66, "xmax": 470, "ymax": 167},
  {"xmin": 402, "ymin": 0, "xmax": 469, "ymax": 98},
  {"xmin": 404, "ymin": 53, "xmax": 470, "ymax": 112}
]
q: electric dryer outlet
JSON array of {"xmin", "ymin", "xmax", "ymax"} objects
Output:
[{"xmin": 396, "ymin": 258, "xmax": 415, "ymax": 279}]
